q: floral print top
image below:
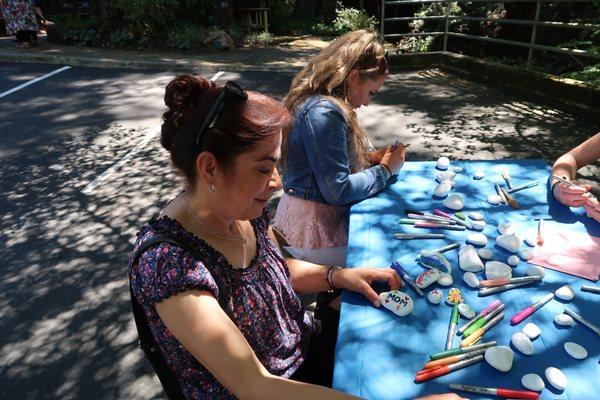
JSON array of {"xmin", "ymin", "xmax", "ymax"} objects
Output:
[
  {"xmin": 0, "ymin": 0, "xmax": 38, "ymax": 35},
  {"xmin": 129, "ymin": 208, "xmax": 313, "ymax": 399}
]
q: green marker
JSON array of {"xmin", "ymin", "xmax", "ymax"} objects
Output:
[
  {"xmin": 429, "ymin": 340, "xmax": 497, "ymax": 360},
  {"xmin": 463, "ymin": 304, "xmax": 505, "ymax": 337},
  {"xmin": 398, "ymin": 218, "xmax": 417, "ymax": 225},
  {"xmin": 445, "ymin": 305, "xmax": 460, "ymax": 350}
]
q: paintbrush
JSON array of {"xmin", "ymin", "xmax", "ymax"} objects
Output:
[
  {"xmin": 501, "ymin": 169, "xmax": 514, "ymax": 189},
  {"xmin": 494, "ymin": 183, "xmax": 507, "ymax": 204},
  {"xmin": 500, "ymin": 187, "xmax": 519, "ymax": 209}
]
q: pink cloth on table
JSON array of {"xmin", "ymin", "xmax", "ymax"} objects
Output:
[{"xmin": 529, "ymin": 225, "xmax": 600, "ymax": 281}]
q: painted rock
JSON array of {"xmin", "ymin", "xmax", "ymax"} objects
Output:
[
  {"xmin": 380, "ymin": 291, "xmax": 414, "ymax": 317},
  {"xmin": 511, "ymin": 332, "xmax": 534, "ymax": 355},
  {"xmin": 445, "ymin": 288, "xmax": 463, "ymax": 305},
  {"xmin": 564, "ymin": 342, "xmax": 587, "ymax": 360},
  {"xmin": 555, "ymin": 314, "xmax": 575, "ymax": 326},
  {"xmin": 522, "ymin": 322, "xmax": 541, "ymax": 340},
  {"xmin": 436, "ymin": 156, "xmax": 450, "ymax": 170},
  {"xmin": 467, "ymin": 232, "xmax": 488, "ymax": 247},
  {"xmin": 434, "ymin": 181, "xmax": 452, "ymax": 197},
  {"xmin": 471, "ymin": 220, "xmax": 486, "ymax": 231},
  {"xmin": 458, "ymin": 303, "xmax": 475, "ymax": 319},
  {"xmin": 473, "ymin": 171, "xmax": 485, "ymax": 180},
  {"xmin": 427, "ymin": 289, "xmax": 443, "ymax": 305},
  {"xmin": 469, "ymin": 211, "xmax": 484, "ymax": 221},
  {"xmin": 463, "ymin": 272, "xmax": 479, "ymax": 288},
  {"xmin": 477, "ymin": 248, "xmax": 493, "ymax": 260},
  {"xmin": 521, "ymin": 373, "xmax": 544, "ymax": 392},
  {"xmin": 453, "ymin": 166, "xmax": 463, "ymax": 173},
  {"xmin": 436, "ymin": 171, "xmax": 456, "ymax": 183},
  {"xmin": 496, "ymin": 234, "xmax": 520, "ymax": 253},
  {"xmin": 498, "ymin": 223, "xmax": 516, "ymax": 235},
  {"xmin": 554, "ymin": 285, "xmax": 574, "ymax": 301},
  {"xmin": 520, "ymin": 248, "xmax": 533, "ymax": 260},
  {"xmin": 545, "ymin": 367, "xmax": 568, "ymax": 391},
  {"xmin": 444, "ymin": 193, "xmax": 464, "ymax": 211},
  {"xmin": 418, "ymin": 251, "xmax": 452, "ymax": 273},
  {"xmin": 485, "ymin": 346, "xmax": 514, "ymax": 372},
  {"xmin": 437, "ymin": 272, "xmax": 453, "ymax": 286},
  {"xmin": 459, "ymin": 245, "xmax": 484, "ymax": 272},
  {"xmin": 455, "ymin": 212, "xmax": 466, "ymax": 220},
  {"xmin": 507, "ymin": 255, "xmax": 520, "ymax": 267},
  {"xmin": 526, "ymin": 265, "xmax": 545, "ymax": 278},
  {"xmin": 485, "ymin": 261, "xmax": 512, "ymax": 280},
  {"xmin": 486, "ymin": 194, "xmax": 501, "ymax": 205},
  {"xmin": 416, "ymin": 269, "xmax": 441, "ymax": 289}
]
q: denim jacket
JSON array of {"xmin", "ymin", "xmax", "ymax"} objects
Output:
[{"xmin": 282, "ymin": 95, "xmax": 390, "ymax": 207}]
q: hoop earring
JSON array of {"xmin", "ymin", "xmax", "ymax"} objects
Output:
[{"xmin": 210, "ymin": 184, "xmax": 216, "ymax": 192}]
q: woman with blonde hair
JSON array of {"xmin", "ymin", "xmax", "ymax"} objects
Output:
[{"xmin": 274, "ymin": 29, "xmax": 406, "ymax": 266}]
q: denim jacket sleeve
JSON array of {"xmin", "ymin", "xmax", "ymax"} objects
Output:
[{"xmin": 301, "ymin": 102, "xmax": 390, "ymax": 207}]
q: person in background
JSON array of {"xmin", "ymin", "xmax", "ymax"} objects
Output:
[
  {"xmin": 274, "ymin": 29, "xmax": 406, "ymax": 267},
  {"xmin": 551, "ymin": 131, "xmax": 600, "ymax": 222},
  {"xmin": 1, "ymin": 0, "xmax": 39, "ymax": 48},
  {"xmin": 29, "ymin": 0, "xmax": 53, "ymax": 33}
]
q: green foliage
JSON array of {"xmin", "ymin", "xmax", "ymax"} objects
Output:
[
  {"xmin": 332, "ymin": 2, "xmax": 377, "ymax": 34},
  {"xmin": 562, "ymin": 64, "xmax": 600, "ymax": 87},
  {"xmin": 245, "ymin": 31, "xmax": 275, "ymax": 47},
  {"xmin": 166, "ymin": 24, "xmax": 206, "ymax": 53}
]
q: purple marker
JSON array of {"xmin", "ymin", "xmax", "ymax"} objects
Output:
[
  {"xmin": 457, "ymin": 300, "xmax": 502, "ymax": 335},
  {"xmin": 391, "ymin": 261, "xmax": 424, "ymax": 297}
]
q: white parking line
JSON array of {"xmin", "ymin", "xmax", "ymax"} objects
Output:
[
  {"xmin": 82, "ymin": 71, "xmax": 225, "ymax": 195},
  {"xmin": 0, "ymin": 66, "xmax": 71, "ymax": 99}
]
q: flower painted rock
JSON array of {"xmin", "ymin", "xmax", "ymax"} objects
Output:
[
  {"xmin": 380, "ymin": 291, "xmax": 414, "ymax": 317},
  {"xmin": 416, "ymin": 269, "xmax": 441, "ymax": 289},
  {"xmin": 445, "ymin": 288, "xmax": 463, "ymax": 305}
]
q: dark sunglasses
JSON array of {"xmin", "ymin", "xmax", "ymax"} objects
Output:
[{"xmin": 195, "ymin": 80, "xmax": 248, "ymax": 149}]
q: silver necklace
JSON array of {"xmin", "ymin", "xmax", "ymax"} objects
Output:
[{"xmin": 182, "ymin": 193, "xmax": 247, "ymax": 244}]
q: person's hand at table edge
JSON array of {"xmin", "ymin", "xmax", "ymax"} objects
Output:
[
  {"xmin": 416, "ymin": 393, "xmax": 469, "ymax": 400},
  {"xmin": 333, "ymin": 268, "xmax": 402, "ymax": 307},
  {"xmin": 552, "ymin": 179, "xmax": 592, "ymax": 207},
  {"xmin": 584, "ymin": 197, "xmax": 600, "ymax": 222}
]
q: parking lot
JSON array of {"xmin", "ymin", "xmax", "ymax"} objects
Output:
[{"xmin": 0, "ymin": 62, "xmax": 598, "ymax": 399}]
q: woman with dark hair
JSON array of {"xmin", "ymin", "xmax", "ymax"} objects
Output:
[
  {"xmin": 128, "ymin": 74, "xmax": 446, "ymax": 399},
  {"xmin": 1, "ymin": 0, "xmax": 39, "ymax": 48}
]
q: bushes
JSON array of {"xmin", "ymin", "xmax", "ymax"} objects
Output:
[{"xmin": 333, "ymin": 3, "xmax": 378, "ymax": 34}]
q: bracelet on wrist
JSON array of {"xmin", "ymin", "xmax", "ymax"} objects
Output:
[
  {"xmin": 326, "ymin": 266, "xmax": 342, "ymax": 290},
  {"xmin": 381, "ymin": 164, "xmax": 392, "ymax": 177}
]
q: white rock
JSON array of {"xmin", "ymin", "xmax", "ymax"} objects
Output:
[
  {"xmin": 564, "ymin": 342, "xmax": 588, "ymax": 359},
  {"xmin": 463, "ymin": 272, "xmax": 479, "ymax": 288},
  {"xmin": 485, "ymin": 261, "xmax": 512, "ymax": 280},
  {"xmin": 380, "ymin": 291, "xmax": 414, "ymax": 316},
  {"xmin": 554, "ymin": 285, "xmax": 575, "ymax": 301},
  {"xmin": 469, "ymin": 212, "xmax": 484, "ymax": 221},
  {"xmin": 507, "ymin": 255, "xmax": 520, "ymax": 267},
  {"xmin": 526, "ymin": 265, "xmax": 545, "ymax": 278},
  {"xmin": 452, "ymin": 166, "xmax": 463, "ymax": 173},
  {"xmin": 437, "ymin": 272, "xmax": 453, "ymax": 286},
  {"xmin": 434, "ymin": 181, "xmax": 452, "ymax": 197},
  {"xmin": 496, "ymin": 234, "xmax": 520, "ymax": 253},
  {"xmin": 522, "ymin": 322, "xmax": 541, "ymax": 340},
  {"xmin": 458, "ymin": 303, "xmax": 475, "ymax": 319},
  {"xmin": 418, "ymin": 251, "xmax": 452, "ymax": 273},
  {"xmin": 555, "ymin": 314, "xmax": 575, "ymax": 326},
  {"xmin": 521, "ymin": 373, "xmax": 545, "ymax": 392},
  {"xmin": 545, "ymin": 367, "xmax": 568, "ymax": 391},
  {"xmin": 427, "ymin": 289, "xmax": 443, "ymax": 305},
  {"xmin": 498, "ymin": 223, "xmax": 516, "ymax": 235},
  {"xmin": 415, "ymin": 269, "xmax": 441, "ymax": 289},
  {"xmin": 486, "ymin": 194, "xmax": 501, "ymax": 205},
  {"xmin": 436, "ymin": 171, "xmax": 456, "ymax": 183},
  {"xmin": 471, "ymin": 220, "xmax": 486, "ymax": 231},
  {"xmin": 473, "ymin": 171, "xmax": 485, "ymax": 180},
  {"xmin": 485, "ymin": 346, "xmax": 514, "ymax": 372},
  {"xmin": 444, "ymin": 193, "xmax": 464, "ymax": 210},
  {"xmin": 436, "ymin": 156, "xmax": 450, "ymax": 170},
  {"xmin": 524, "ymin": 236, "xmax": 537, "ymax": 247},
  {"xmin": 520, "ymin": 248, "xmax": 533, "ymax": 260},
  {"xmin": 459, "ymin": 245, "xmax": 484, "ymax": 272},
  {"xmin": 511, "ymin": 332, "xmax": 534, "ymax": 355},
  {"xmin": 477, "ymin": 248, "xmax": 493, "ymax": 260},
  {"xmin": 467, "ymin": 232, "xmax": 488, "ymax": 247}
]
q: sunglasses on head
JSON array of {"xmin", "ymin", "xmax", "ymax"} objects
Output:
[{"xmin": 195, "ymin": 80, "xmax": 248, "ymax": 149}]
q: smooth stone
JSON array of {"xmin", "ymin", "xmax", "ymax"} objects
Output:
[
  {"xmin": 524, "ymin": 236, "xmax": 537, "ymax": 247},
  {"xmin": 477, "ymin": 248, "xmax": 493, "ymax": 260},
  {"xmin": 434, "ymin": 181, "xmax": 453, "ymax": 197},
  {"xmin": 437, "ymin": 156, "xmax": 450, "ymax": 170},
  {"xmin": 444, "ymin": 193, "xmax": 464, "ymax": 211},
  {"xmin": 522, "ymin": 322, "xmax": 541, "ymax": 340},
  {"xmin": 486, "ymin": 194, "xmax": 501, "ymax": 205},
  {"xmin": 555, "ymin": 314, "xmax": 575, "ymax": 326},
  {"xmin": 507, "ymin": 255, "xmax": 520, "ymax": 267},
  {"xmin": 526, "ymin": 265, "xmax": 545, "ymax": 278},
  {"xmin": 453, "ymin": 166, "xmax": 463, "ymax": 173},
  {"xmin": 437, "ymin": 272, "xmax": 453, "ymax": 286},
  {"xmin": 555, "ymin": 285, "xmax": 575, "ymax": 301},
  {"xmin": 486, "ymin": 261, "xmax": 512, "ymax": 280},
  {"xmin": 473, "ymin": 171, "xmax": 485, "ymax": 180},
  {"xmin": 467, "ymin": 232, "xmax": 488, "ymax": 247},
  {"xmin": 511, "ymin": 332, "xmax": 534, "ymax": 355},
  {"xmin": 459, "ymin": 245, "xmax": 484, "ymax": 272},
  {"xmin": 427, "ymin": 289, "xmax": 443, "ymax": 305},
  {"xmin": 484, "ymin": 346, "xmax": 514, "ymax": 372},
  {"xmin": 520, "ymin": 248, "xmax": 533, "ymax": 260},
  {"xmin": 416, "ymin": 269, "xmax": 441, "ymax": 289},
  {"xmin": 380, "ymin": 291, "xmax": 414, "ymax": 316},
  {"xmin": 469, "ymin": 212, "xmax": 484, "ymax": 221},
  {"xmin": 471, "ymin": 220, "xmax": 486, "ymax": 231},
  {"xmin": 463, "ymin": 272, "xmax": 479, "ymax": 288},
  {"xmin": 436, "ymin": 171, "xmax": 456, "ymax": 183},
  {"xmin": 545, "ymin": 367, "xmax": 568, "ymax": 391},
  {"xmin": 498, "ymin": 223, "xmax": 517, "ymax": 235},
  {"xmin": 564, "ymin": 342, "xmax": 588, "ymax": 359},
  {"xmin": 458, "ymin": 303, "xmax": 476, "ymax": 319},
  {"xmin": 446, "ymin": 288, "xmax": 463, "ymax": 305},
  {"xmin": 521, "ymin": 373, "xmax": 545, "ymax": 392},
  {"xmin": 496, "ymin": 234, "xmax": 521, "ymax": 253},
  {"xmin": 418, "ymin": 251, "xmax": 452, "ymax": 273}
]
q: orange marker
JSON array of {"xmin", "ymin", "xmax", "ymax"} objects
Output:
[
  {"xmin": 415, "ymin": 355, "xmax": 483, "ymax": 383},
  {"xmin": 423, "ymin": 348, "xmax": 487, "ymax": 369}
]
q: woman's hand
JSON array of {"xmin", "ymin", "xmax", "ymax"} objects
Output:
[
  {"xmin": 368, "ymin": 147, "xmax": 388, "ymax": 164},
  {"xmin": 584, "ymin": 197, "xmax": 600, "ymax": 222},
  {"xmin": 553, "ymin": 181, "xmax": 592, "ymax": 207},
  {"xmin": 333, "ymin": 268, "xmax": 402, "ymax": 307},
  {"xmin": 380, "ymin": 144, "xmax": 406, "ymax": 175}
]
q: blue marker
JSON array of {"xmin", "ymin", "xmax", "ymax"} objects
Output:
[{"xmin": 391, "ymin": 261, "xmax": 424, "ymax": 297}]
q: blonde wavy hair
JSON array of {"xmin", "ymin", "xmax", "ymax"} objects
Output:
[{"xmin": 284, "ymin": 29, "xmax": 389, "ymax": 171}]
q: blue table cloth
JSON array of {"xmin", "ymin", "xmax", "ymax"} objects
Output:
[{"xmin": 333, "ymin": 159, "xmax": 599, "ymax": 400}]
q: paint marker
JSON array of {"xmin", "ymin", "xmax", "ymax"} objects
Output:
[
  {"xmin": 495, "ymin": 183, "xmax": 507, "ymax": 204},
  {"xmin": 430, "ymin": 242, "xmax": 461, "ymax": 253},
  {"xmin": 507, "ymin": 181, "xmax": 538, "ymax": 194},
  {"xmin": 458, "ymin": 300, "xmax": 502, "ymax": 335},
  {"xmin": 433, "ymin": 209, "xmax": 473, "ymax": 229},
  {"xmin": 510, "ymin": 292, "xmax": 553, "ymax": 325},
  {"xmin": 449, "ymin": 383, "xmax": 539, "ymax": 399},
  {"xmin": 502, "ymin": 169, "xmax": 514, "ymax": 190},
  {"xmin": 407, "ymin": 213, "xmax": 457, "ymax": 224},
  {"xmin": 564, "ymin": 308, "xmax": 600, "ymax": 336},
  {"xmin": 415, "ymin": 355, "xmax": 483, "ymax": 383},
  {"xmin": 415, "ymin": 222, "xmax": 466, "ymax": 231},
  {"xmin": 537, "ymin": 218, "xmax": 544, "ymax": 246},
  {"xmin": 581, "ymin": 285, "xmax": 600, "ymax": 294},
  {"xmin": 429, "ymin": 340, "xmax": 496, "ymax": 360},
  {"xmin": 462, "ymin": 303, "xmax": 505, "ymax": 337},
  {"xmin": 405, "ymin": 209, "xmax": 454, "ymax": 222},
  {"xmin": 445, "ymin": 305, "xmax": 459, "ymax": 350},
  {"xmin": 390, "ymin": 261, "xmax": 424, "ymax": 297},
  {"xmin": 424, "ymin": 348, "xmax": 487, "ymax": 369},
  {"xmin": 461, "ymin": 312, "xmax": 504, "ymax": 347},
  {"xmin": 394, "ymin": 233, "xmax": 446, "ymax": 240},
  {"xmin": 479, "ymin": 276, "xmax": 542, "ymax": 288},
  {"xmin": 478, "ymin": 281, "xmax": 538, "ymax": 296}
]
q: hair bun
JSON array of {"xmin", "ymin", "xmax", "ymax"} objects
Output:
[{"xmin": 164, "ymin": 74, "xmax": 213, "ymax": 113}]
